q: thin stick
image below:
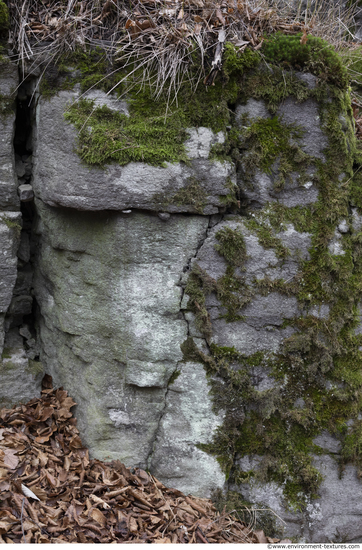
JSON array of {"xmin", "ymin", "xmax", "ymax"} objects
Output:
[{"xmin": 21, "ymin": 497, "xmax": 26, "ymax": 544}]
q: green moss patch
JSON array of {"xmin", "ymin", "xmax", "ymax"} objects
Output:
[
  {"xmin": 167, "ymin": 177, "xmax": 207, "ymax": 214},
  {"xmin": 262, "ymin": 33, "xmax": 349, "ymax": 89},
  {"xmin": 0, "ymin": 215, "xmax": 21, "ymax": 237},
  {"xmin": 57, "ymin": 45, "xmax": 259, "ymax": 167},
  {"xmin": 0, "ymin": 0, "xmax": 9, "ymax": 33},
  {"xmin": 215, "ymin": 226, "xmax": 247, "ymax": 267}
]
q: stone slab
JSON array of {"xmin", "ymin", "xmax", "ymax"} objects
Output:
[{"xmin": 32, "ymin": 91, "xmax": 236, "ymax": 214}]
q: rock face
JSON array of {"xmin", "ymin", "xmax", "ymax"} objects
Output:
[
  {"xmin": 2, "ymin": 52, "xmax": 362, "ymax": 542},
  {"xmin": 33, "ymin": 90, "xmax": 235, "ymax": 215},
  {"xmin": 0, "ymin": 60, "xmax": 42, "ymax": 407},
  {"xmin": 0, "ymin": 60, "xmax": 19, "ymax": 359},
  {"xmin": 32, "ymin": 198, "xmax": 225, "ymax": 497}
]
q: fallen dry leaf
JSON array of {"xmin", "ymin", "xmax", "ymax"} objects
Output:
[{"xmin": 0, "ymin": 380, "xmax": 275, "ymax": 543}]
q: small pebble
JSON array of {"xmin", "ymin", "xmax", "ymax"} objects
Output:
[
  {"xmin": 18, "ymin": 184, "xmax": 34, "ymax": 202},
  {"xmin": 158, "ymin": 212, "xmax": 171, "ymax": 221}
]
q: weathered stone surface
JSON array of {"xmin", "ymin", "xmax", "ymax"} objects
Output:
[
  {"xmin": 33, "ymin": 198, "xmax": 223, "ymax": 492},
  {"xmin": 184, "ymin": 127, "xmax": 225, "ymax": 159},
  {"xmin": 0, "ymin": 213, "xmax": 22, "ymax": 354},
  {"xmin": 236, "ymin": 98, "xmax": 270, "ymax": 123},
  {"xmin": 184, "ymin": 217, "xmax": 305, "ymax": 353},
  {"xmin": 32, "ymin": 90, "xmax": 236, "ymax": 214},
  {"xmin": 18, "ymin": 184, "xmax": 34, "ymax": 202},
  {"xmin": 177, "ymin": 82, "xmax": 362, "ymax": 541},
  {"xmin": 234, "ymin": 456, "xmax": 304, "ymax": 540},
  {"xmin": 0, "ymin": 62, "xmax": 18, "ymax": 97},
  {"xmin": 239, "ymin": 452, "xmax": 362, "ymax": 542},
  {"xmin": 0, "ymin": 213, "xmax": 21, "ymax": 312},
  {"xmin": 0, "ymin": 329, "xmax": 43, "ymax": 408},
  {"xmin": 1, "ymin": 65, "xmax": 359, "ymax": 543},
  {"xmin": 236, "ymin": 96, "xmax": 322, "ymax": 209},
  {"xmin": 0, "ymin": 61, "xmax": 19, "ymax": 211},
  {"xmin": 150, "ymin": 361, "xmax": 225, "ymax": 497},
  {"xmin": 277, "ymin": 97, "xmax": 327, "ymax": 160},
  {"xmin": 305, "ymin": 456, "xmax": 362, "ymax": 542}
]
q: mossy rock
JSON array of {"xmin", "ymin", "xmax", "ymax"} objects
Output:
[{"xmin": 0, "ymin": 0, "xmax": 9, "ymax": 34}]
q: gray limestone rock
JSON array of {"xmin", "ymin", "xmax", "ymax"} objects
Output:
[
  {"xmin": 277, "ymin": 97, "xmax": 327, "ymax": 161},
  {"xmin": 235, "ymin": 450, "xmax": 362, "ymax": 542},
  {"xmin": 305, "ymin": 456, "xmax": 362, "ymax": 542},
  {"xmin": 328, "ymin": 228, "xmax": 346, "ymax": 256},
  {"xmin": 338, "ymin": 219, "xmax": 350, "ymax": 234},
  {"xmin": 1, "ymin": 64, "xmax": 358, "ymax": 544},
  {"xmin": 0, "ymin": 62, "xmax": 20, "ymax": 211},
  {"xmin": 352, "ymin": 208, "xmax": 362, "ymax": 232},
  {"xmin": 150, "ymin": 361, "xmax": 225, "ymax": 497},
  {"xmin": 18, "ymin": 184, "xmax": 34, "ymax": 202},
  {"xmin": 184, "ymin": 127, "xmax": 225, "ymax": 159},
  {"xmin": 33, "ymin": 199, "xmax": 222, "ymax": 494},
  {"xmin": 0, "ymin": 329, "xmax": 43, "ymax": 408},
  {"xmin": 235, "ymin": 98, "xmax": 270, "ymax": 124},
  {"xmin": 32, "ymin": 91, "xmax": 236, "ymax": 214},
  {"xmin": 0, "ymin": 213, "xmax": 22, "ymax": 351},
  {"xmin": 0, "ymin": 62, "xmax": 18, "ymax": 97},
  {"xmin": 313, "ymin": 431, "xmax": 341, "ymax": 454},
  {"xmin": 83, "ymin": 89, "xmax": 129, "ymax": 115}
]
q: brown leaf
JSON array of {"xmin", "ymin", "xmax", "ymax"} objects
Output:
[
  {"xmin": 135, "ymin": 468, "xmax": 149, "ymax": 485},
  {"xmin": 1, "ymin": 448, "xmax": 19, "ymax": 470},
  {"xmin": 69, "ymin": 435, "xmax": 83, "ymax": 450},
  {"xmin": 41, "ymin": 374, "xmax": 53, "ymax": 390},
  {"xmin": 129, "ymin": 516, "xmax": 138, "ymax": 533},
  {"xmin": 150, "ymin": 516, "xmax": 161, "ymax": 525},
  {"xmin": 90, "ymin": 508, "xmax": 107, "ymax": 528},
  {"xmin": 0, "ymin": 519, "xmax": 16, "ymax": 533},
  {"xmin": 90, "ymin": 494, "xmax": 111, "ymax": 509},
  {"xmin": 64, "ymin": 455, "xmax": 72, "ymax": 471},
  {"xmin": 216, "ymin": 8, "xmax": 225, "ymax": 25},
  {"xmin": 45, "ymin": 470, "xmax": 58, "ymax": 487},
  {"xmin": 29, "ymin": 486, "xmax": 48, "ymax": 501},
  {"xmin": 35, "ymin": 430, "xmax": 54, "ymax": 444},
  {"xmin": 39, "ymin": 407, "xmax": 54, "ymax": 421},
  {"xmin": 37, "ymin": 450, "xmax": 48, "ymax": 467},
  {"xmin": 59, "ymin": 396, "xmax": 76, "ymax": 410}
]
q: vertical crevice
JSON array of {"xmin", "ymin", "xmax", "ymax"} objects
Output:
[{"xmin": 5, "ymin": 75, "xmax": 39, "ymax": 360}]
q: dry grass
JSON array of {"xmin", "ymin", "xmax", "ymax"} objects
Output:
[{"xmin": 5, "ymin": 0, "xmax": 362, "ymax": 101}]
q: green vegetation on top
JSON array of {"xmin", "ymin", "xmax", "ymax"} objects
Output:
[
  {"xmin": 262, "ymin": 32, "xmax": 349, "ymax": 88},
  {"xmin": 61, "ymin": 45, "xmax": 259, "ymax": 167},
  {"xmin": 58, "ymin": 32, "xmax": 355, "ymax": 169}
]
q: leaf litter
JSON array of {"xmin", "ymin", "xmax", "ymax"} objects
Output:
[{"xmin": 0, "ymin": 375, "xmax": 284, "ymax": 544}]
